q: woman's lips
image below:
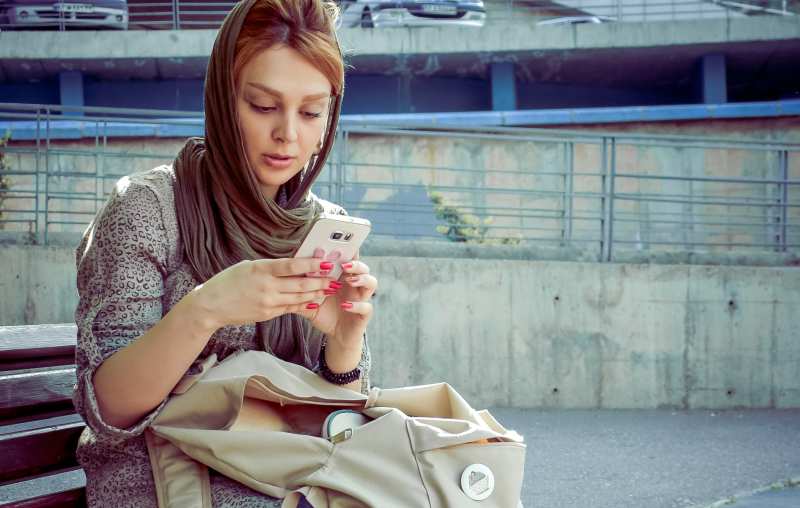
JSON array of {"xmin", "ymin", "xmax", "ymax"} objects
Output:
[{"xmin": 262, "ymin": 154, "xmax": 296, "ymax": 169}]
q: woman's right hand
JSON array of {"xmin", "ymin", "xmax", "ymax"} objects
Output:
[{"xmin": 188, "ymin": 258, "xmax": 338, "ymax": 331}]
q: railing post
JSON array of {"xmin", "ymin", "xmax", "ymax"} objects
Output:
[
  {"xmin": 34, "ymin": 108, "xmax": 42, "ymax": 243},
  {"xmin": 562, "ymin": 141, "xmax": 574, "ymax": 245},
  {"xmin": 600, "ymin": 138, "xmax": 607, "ymax": 261},
  {"xmin": 600, "ymin": 136, "xmax": 616, "ymax": 262},
  {"xmin": 44, "ymin": 107, "xmax": 51, "ymax": 246},
  {"xmin": 778, "ymin": 150, "xmax": 789, "ymax": 252},
  {"xmin": 337, "ymin": 130, "xmax": 347, "ymax": 207},
  {"xmin": 607, "ymin": 138, "xmax": 616, "ymax": 262},
  {"xmin": 58, "ymin": 0, "xmax": 65, "ymax": 32},
  {"xmin": 173, "ymin": 0, "xmax": 180, "ymax": 29}
]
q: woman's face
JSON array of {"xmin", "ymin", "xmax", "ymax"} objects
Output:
[{"xmin": 236, "ymin": 44, "xmax": 332, "ymax": 201}]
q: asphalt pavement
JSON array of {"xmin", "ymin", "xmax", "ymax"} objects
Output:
[{"xmin": 490, "ymin": 408, "xmax": 800, "ymax": 508}]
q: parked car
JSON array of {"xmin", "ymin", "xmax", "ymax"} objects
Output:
[
  {"xmin": 2, "ymin": 0, "xmax": 128, "ymax": 29},
  {"xmin": 339, "ymin": 0, "xmax": 486, "ymax": 28},
  {"xmin": 536, "ymin": 15, "xmax": 614, "ymax": 26}
]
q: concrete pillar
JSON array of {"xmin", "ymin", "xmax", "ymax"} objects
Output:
[
  {"xmin": 58, "ymin": 71, "xmax": 84, "ymax": 116},
  {"xmin": 490, "ymin": 61, "xmax": 517, "ymax": 111},
  {"xmin": 397, "ymin": 74, "xmax": 413, "ymax": 113},
  {"xmin": 695, "ymin": 54, "xmax": 727, "ymax": 104}
]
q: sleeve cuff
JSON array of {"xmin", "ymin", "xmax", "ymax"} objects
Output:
[{"xmin": 78, "ymin": 365, "xmax": 168, "ymax": 442}]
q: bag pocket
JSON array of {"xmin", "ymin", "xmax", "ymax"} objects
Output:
[{"xmin": 407, "ymin": 418, "xmax": 526, "ymax": 508}]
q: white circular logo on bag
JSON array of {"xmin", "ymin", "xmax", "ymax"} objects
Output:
[{"xmin": 460, "ymin": 463, "xmax": 495, "ymax": 501}]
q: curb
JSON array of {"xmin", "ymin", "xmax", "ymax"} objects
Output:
[{"xmin": 693, "ymin": 476, "xmax": 800, "ymax": 507}]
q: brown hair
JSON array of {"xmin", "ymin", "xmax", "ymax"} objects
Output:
[{"xmin": 233, "ymin": 0, "xmax": 344, "ymax": 98}]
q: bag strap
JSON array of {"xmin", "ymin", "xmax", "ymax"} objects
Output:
[{"xmin": 145, "ymin": 429, "xmax": 213, "ymax": 508}]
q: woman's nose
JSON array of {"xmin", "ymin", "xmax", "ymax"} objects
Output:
[{"xmin": 273, "ymin": 114, "xmax": 298, "ymax": 143}]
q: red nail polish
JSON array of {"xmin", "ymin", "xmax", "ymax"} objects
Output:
[
  {"xmin": 329, "ymin": 281, "xmax": 343, "ymax": 289},
  {"xmin": 323, "ymin": 289, "xmax": 338, "ymax": 295},
  {"xmin": 341, "ymin": 262, "xmax": 353, "ymax": 270},
  {"xmin": 306, "ymin": 302, "xmax": 320, "ymax": 310},
  {"xmin": 320, "ymin": 261, "xmax": 334, "ymax": 270},
  {"xmin": 340, "ymin": 301, "xmax": 353, "ymax": 309}
]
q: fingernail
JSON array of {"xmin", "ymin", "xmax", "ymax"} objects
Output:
[
  {"xmin": 341, "ymin": 262, "xmax": 353, "ymax": 270},
  {"xmin": 329, "ymin": 281, "xmax": 343, "ymax": 289},
  {"xmin": 323, "ymin": 289, "xmax": 338, "ymax": 295},
  {"xmin": 306, "ymin": 303, "xmax": 320, "ymax": 310},
  {"xmin": 340, "ymin": 301, "xmax": 353, "ymax": 309},
  {"xmin": 320, "ymin": 261, "xmax": 334, "ymax": 270}
]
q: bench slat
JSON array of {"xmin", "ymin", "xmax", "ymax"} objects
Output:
[
  {"xmin": 0, "ymin": 369, "xmax": 76, "ymax": 423},
  {"xmin": 0, "ymin": 421, "xmax": 84, "ymax": 483},
  {"xmin": 0, "ymin": 468, "xmax": 86, "ymax": 508},
  {"xmin": 0, "ymin": 488, "xmax": 85, "ymax": 508},
  {"xmin": 0, "ymin": 325, "xmax": 77, "ymax": 372}
]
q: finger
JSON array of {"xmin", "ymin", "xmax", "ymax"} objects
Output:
[
  {"xmin": 263, "ymin": 258, "xmax": 336, "ymax": 277},
  {"xmin": 342, "ymin": 273, "xmax": 377, "ymax": 293},
  {"xmin": 275, "ymin": 276, "xmax": 340, "ymax": 293},
  {"xmin": 304, "ymin": 248, "xmax": 328, "ymax": 277},
  {"xmin": 338, "ymin": 300, "xmax": 372, "ymax": 316},
  {"xmin": 339, "ymin": 260, "xmax": 370, "ymax": 276},
  {"xmin": 287, "ymin": 302, "xmax": 318, "ymax": 315},
  {"xmin": 277, "ymin": 290, "xmax": 327, "ymax": 305}
]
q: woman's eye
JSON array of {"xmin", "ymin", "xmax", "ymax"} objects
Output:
[
  {"xmin": 250, "ymin": 103, "xmax": 275, "ymax": 113},
  {"xmin": 249, "ymin": 102, "xmax": 321, "ymax": 119}
]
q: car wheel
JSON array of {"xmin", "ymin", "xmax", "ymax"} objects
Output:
[{"xmin": 360, "ymin": 7, "xmax": 373, "ymax": 28}]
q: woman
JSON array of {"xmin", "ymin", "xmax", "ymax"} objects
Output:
[{"xmin": 72, "ymin": 0, "xmax": 377, "ymax": 506}]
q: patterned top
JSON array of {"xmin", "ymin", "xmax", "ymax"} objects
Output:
[{"xmin": 72, "ymin": 165, "xmax": 371, "ymax": 507}]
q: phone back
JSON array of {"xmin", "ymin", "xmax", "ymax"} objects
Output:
[{"xmin": 295, "ymin": 213, "xmax": 371, "ymax": 280}]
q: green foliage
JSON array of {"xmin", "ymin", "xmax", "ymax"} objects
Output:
[
  {"xmin": 429, "ymin": 190, "xmax": 521, "ymax": 245},
  {"xmin": 0, "ymin": 131, "xmax": 11, "ymax": 227}
]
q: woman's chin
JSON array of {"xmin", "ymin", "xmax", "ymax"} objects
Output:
[{"xmin": 254, "ymin": 169, "xmax": 301, "ymax": 199}]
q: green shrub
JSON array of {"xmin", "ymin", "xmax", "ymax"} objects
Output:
[
  {"xmin": 0, "ymin": 131, "xmax": 11, "ymax": 227},
  {"xmin": 429, "ymin": 190, "xmax": 521, "ymax": 245}
]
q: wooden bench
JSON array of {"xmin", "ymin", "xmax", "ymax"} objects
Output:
[{"xmin": 0, "ymin": 324, "xmax": 86, "ymax": 508}]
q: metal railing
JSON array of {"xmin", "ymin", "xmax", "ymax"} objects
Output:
[
  {"xmin": 0, "ymin": 103, "xmax": 798, "ymax": 261},
  {"xmin": 0, "ymin": 0, "xmax": 794, "ymax": 32}
]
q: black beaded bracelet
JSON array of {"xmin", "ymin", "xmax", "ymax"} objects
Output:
[{"xmin": 319, "ymin": 343, "xmax": 361, "ymax": 385}]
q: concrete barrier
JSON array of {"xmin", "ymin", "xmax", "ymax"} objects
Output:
[{"xmin": 1, "ymin": 242, "xmax": 797, "ymax": 410}]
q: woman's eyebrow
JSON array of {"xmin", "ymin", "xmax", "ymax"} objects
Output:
[{"xmin": 246, "ymin": 82, "xmax": 329, "ymax": 101}]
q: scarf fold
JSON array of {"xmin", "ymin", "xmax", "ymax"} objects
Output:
[{"xmin": 172, "ymin": 0, "xmax": 344, "ymax": 367}]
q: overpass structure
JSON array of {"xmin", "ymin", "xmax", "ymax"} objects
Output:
[{"xmin": 0, "ymin": 6, "xmax": 798, "ymax": 117}]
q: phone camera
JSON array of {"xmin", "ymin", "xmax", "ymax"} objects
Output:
[{"xmin": 331, "ymin": 231, "xmax": 343, "ymax": 240}]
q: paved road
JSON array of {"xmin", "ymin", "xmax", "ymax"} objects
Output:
[{"xmin": 490, "ymin": 408, "xmax": 800, "ymax": 508}]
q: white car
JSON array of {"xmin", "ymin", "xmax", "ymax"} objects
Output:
[
  {"xmin": 2, "ymin": 0, "xmax": 128, "ymax": 29},
  {"xmin": 339, "ymin": 0, "xmax": 486, "ymax": 28},
  {"xmin": 536, "ymin": 15, "xmax": 614, "ymax": 26}
]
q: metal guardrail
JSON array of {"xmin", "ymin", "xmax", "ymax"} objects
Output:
[
  {"xmin": 0, "ymin": 0, "xmax": 794, "ymax": 32},
  {"xmin": 0, "ymin": 102, "xmax": 798, "ymax": 261}
]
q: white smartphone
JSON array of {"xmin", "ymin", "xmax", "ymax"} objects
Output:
[{"xmin": 294, "ymin": 213, "xmax": 371, "ymax": 303}]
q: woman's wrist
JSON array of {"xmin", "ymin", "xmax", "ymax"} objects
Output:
[
  {"xmin": 181, "ymin": 286, "xmax": 223, "ymax": 337},
  {"xmin": 323, "ymin": 334, "xmax": 363, "ymax": 374}
]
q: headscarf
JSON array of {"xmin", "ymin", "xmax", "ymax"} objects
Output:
[{"xmin": 172, "ymin": 0, "xmax": 344, "ymax": 367}]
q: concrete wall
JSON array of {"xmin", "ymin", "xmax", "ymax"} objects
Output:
[{"xmin": 1, "ymin": 243, "xmax": 798, "ymax": 410}]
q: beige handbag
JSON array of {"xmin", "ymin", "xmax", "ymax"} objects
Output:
[{"xmin": 145, "ymin": 350, "xmax": 526, "ymax": 508}]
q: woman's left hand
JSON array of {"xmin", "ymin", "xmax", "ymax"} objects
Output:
[{"xmin": 301, "ymin": 255, "xmax": 377, "ymax": 347}]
